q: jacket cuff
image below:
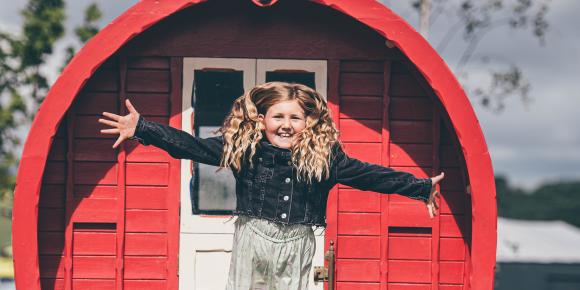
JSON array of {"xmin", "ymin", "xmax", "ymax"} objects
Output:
[
  {"xmin": 409, "ymin": 177, "xmax": 432, "ymax": 202},
  {"xmin": 129, "ymin": 115, "xmax": 148, "ymax": 145}
]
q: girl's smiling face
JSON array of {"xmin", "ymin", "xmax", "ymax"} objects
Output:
[{"xmin": 258, "ymin": 100, "xmax": 306, "ymax": 149}]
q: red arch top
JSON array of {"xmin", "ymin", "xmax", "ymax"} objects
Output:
[{"xmin": 12, "ymin": 0, "xmax": 497, "ymax": 289}]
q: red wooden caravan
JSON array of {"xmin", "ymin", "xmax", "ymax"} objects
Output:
[{"xmin": 12, "ymin": 0, "xmax": 497, "ymax": 289}]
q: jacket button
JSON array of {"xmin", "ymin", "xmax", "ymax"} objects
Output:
[
  {"xmin": 287, "ymin": 161, "xmax": 292, "ymax": 166},
  {"xmin": 285, "ymin": 177, "xmax": 291, "ymax": 183},
  {"xmin": 281, "ymin": 213, "xmax": 287, "ymax": 219},
  {"xmin": 283, "ymin": 195, "xmax": 289, "ymax": 201},
  {"xmin": 258, "ymin": 157, "xmax": 263, "ymax": 162}
]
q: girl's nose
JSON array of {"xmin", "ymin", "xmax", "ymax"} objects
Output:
[{"xmin": 282, "ymin": 118, "xmax": 291, "ymax": 128}]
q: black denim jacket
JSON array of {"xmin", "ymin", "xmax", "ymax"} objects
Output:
[{"xmin": 132, "ymin": 115, "xmax": 432, "ymax": 227}]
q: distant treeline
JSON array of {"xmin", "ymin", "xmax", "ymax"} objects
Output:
[{"xmin": 496, "ymin": 175, "xmax": 580, "ymax": 227}]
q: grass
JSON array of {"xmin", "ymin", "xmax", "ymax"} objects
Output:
[{"xmin": 0, "ymin": 257, "xmax": 13, "ymax": 279}]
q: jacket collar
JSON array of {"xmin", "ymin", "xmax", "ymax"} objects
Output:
[{"xmin": 258, "ymin": 138, "xmax": 292, "ymax": 166}]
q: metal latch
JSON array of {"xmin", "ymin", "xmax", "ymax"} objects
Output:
[{"xmin": 313, "ymin": 240, "xmax": 335, "ymax": 290}]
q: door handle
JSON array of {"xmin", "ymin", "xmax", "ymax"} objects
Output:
[{"xmin": 313, "ymin": 240, "xmax": 335, "ymax": 290}]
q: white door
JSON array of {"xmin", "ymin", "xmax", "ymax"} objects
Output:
[{"xmin": 179, "ymin": 57, "xmax": 327, "ymax": 290}]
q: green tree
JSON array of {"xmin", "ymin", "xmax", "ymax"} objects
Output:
[
  {"xmin": 496, "ymin": 175, "xmax": 580, "ymax": 228},
  {"xmin": 407, "ymin": 0, "xmax": 550, "ymax": 113},
  {"xmin": 0, "ymin": 1, "xmax": 102, "ymax": 203}
]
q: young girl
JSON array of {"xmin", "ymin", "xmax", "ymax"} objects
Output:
[{"xmin": 99, "ymin": 81, "xmax": 444, "ymax": 290}]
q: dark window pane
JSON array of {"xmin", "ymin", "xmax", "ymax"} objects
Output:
[
  {"xmin": 191, "ymin": 70, "xmax": 243, "ymax": 214},
  {"xmin": 266, "ymin": 71, "xmax": 316, "ymax": 89}
]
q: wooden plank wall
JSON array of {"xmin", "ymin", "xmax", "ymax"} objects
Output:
[
  {"xmin": 37, "ymin": 56, "xmax": 178, "ymax": 290},
  {"xmin": 335, "ymin": 60, "xmax": 471, "ymax": 290}
]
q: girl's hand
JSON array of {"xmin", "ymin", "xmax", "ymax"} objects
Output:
[
  {"xmin": 426, "ymin": 172, "xmax": 445, "ymax": 218},
  {"xmin": 98, "ymin": 99, "xmax": 140, "ymax": 149}
]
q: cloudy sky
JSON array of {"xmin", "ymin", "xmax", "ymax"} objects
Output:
[{"xmin": 1, "ymin": 0, "xmax": 578, "ymax": 190}]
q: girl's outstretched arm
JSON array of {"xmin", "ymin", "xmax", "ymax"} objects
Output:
[
  {"xmin": 130, "ymin": 115, "xmax": 224, "ymax": 166},
  {"xmin": 99, "ymin": 99, "xmax": 224, "ymax": 166},
  {"xmin": 332, "ymin": 143, "xmax": 440, "ymax": 206}
]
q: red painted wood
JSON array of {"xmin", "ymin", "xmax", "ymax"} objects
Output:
[
  {"xmin": 440, "ymin": 144, "xmax": 461, "ymax": 167},
  {"xmin": 72, "ymin": 232, "xmax": 116, "ymax": 255},
  {"xmin": 126, "ymin": 70, "xmax": 170, "ymax": 93},
  {"xmin": 84, "ymin": 68, "xmax": 118, "ymax": 92},
  {"xmin": 124, "ymin": 280, "xmax": 168, "ymax": 290},
  {"xmin": 440, "ymin": 167, "xmax": 464, "ymax": 191},
  {"xmin": 340, "ymin": 73, "xmax": 384, "ymax": 96},
  {"xmin": 38, "ymin": 208, "xmax": 65, "ymax": 231},
  {"xmin": 125, "ymin": 210, "xmax": 168, "ymax": 233},
  {"xmin": 380, "ymin": 61, "xmax": 391, "ymax": 290},
  {"xmin": 440, "ymin": 215, "xmax": 466, "ymax": 238},
  {"xmin": 127, "ymin": 93, "xmax": 171, "ymax": 116},
  {"xmin": 125, "ymin": 1, "xmax": 399, "ymax": 59},
  {"xmin": 431, "ymin": 105, "xmax": 442, "ymax": 290},
  {"xmin": 116, "ymin": 58, "xmax": 128, "ymax": 290},
  {"xmin": 74, "ymin": 185, "xmax": 117, "ymax": 199},
  {"xmin": 336, "ymin": 236, "xmax": 381, "ymax": 259},
  {"xmin": 126, "ymin": 186, "xmax": 169, "ymax": 209},
  {"xmin": 388, "ymin": 202, "xmax": 431, "ymax": 228},
  {"xmin": 389, "ymin": 75, "xmax": 428, "ymax": 97},
  {"xmin": 440, "ymin": 285, "xmax": 464, "ymax": 290},
  {"xmin": 440, "ymin": 191, "xmax": 466, "ymax": 215},
  {"xmin": 73, "ymin": 162, "xmax": 118, "ymax": 185},
  {"xmin": 341, "ymin": 61, "xmax": 384, "ymax": 73},
  {"xmin": 388, "ymin": 284, "xmax": 430, "ymax": 290},
  {"xmin": 40, "ymin": 279, "xmax": 64, "ymax": 290},
  {"xmin": 389, "ymin": 97, "xmax": 432, "ymax": 120},
  {"xmin": 390, "ymin": 120, "xmax": 433, "ymax": 144},
  {"xmin": 42, "ymin": 162, "xmax": 66, "ymax": 184},
  {"xmin": 72, "ymin": 279, "xmax": 115, "ymax": 290},
  {"xmin": 39, "ymin": 256, "xmax": 65, "ymax": 278},
  {"xmin": 439, "ymin": 262, "xmax": 465, "ymax": 284},
  {"xmin": 390, "ymin": 166, "xmax": 430, "ymax": 179},
  {"xmin": 72, "ymin": 256, "xmax": 116, "ymax": 278},
  {"xmin": 124, "ymin": 257, "xmax": 168, "ymax": 279},
  {"xmin": 339, "ymin": 119, "xmax": 382, "ymax": 142},
  {"xmin": 39, "ymin": 185, "xmax": 65, "ymax": 208},
  {"xmin": 74, "ymin": 139, "xmax": 118, "ymax": 161},
  {"xmin": 387, "ymin": 260, "xmax": 430, "ymax": 283},
  {"xmin": 48, "ymin": 139, "xmax": 66, "ymax": 161},
  {"xmin": 125, "ymin": 163, "xmax": 169, "ymax": 186},
  {"xmin": 166, "ymin": 57, "xmax": 183, "ymax": 289},
  {"xmin": 440, "ymin": 238, "xmax": 466, "ymax": 261},
  {"xmin": 127, "ymin": 57, "xmax": 170, "ymax": 69},
  {"xmin": 342, "ymin": 142, "xmax": 382, "ymax": 164},
  {"xmin": 337, "ymin": 282, "xmax": 379, "ymax": 290},
  {"xmin": 71, "ymin": 198, "xmax": 117, "ymax": 222},
  {"xmin": 126, "ymin": 141, "xmax": 172, "ymax": 162},
  {"xmin": 389, "ymin": 143, "xmax": 432, "ymax": 167},
  {"xmin": 326, "ymin": 59, "xmax": 341, "ymax": 290},
  {"xmin": 338, "ymin": 189, "xmax": 380, "ymax": 213},
  {"xmin": 340, "ymin": 96, "xmax": 382, "ymax": 119},
  {"xmin": 125, "ymin": 233, "xmax": 168, "ymax": 255},
  {"xmin": 38, "ymin": 232, "xmax": 65, "ymax": 255},
  {"xmin": 336, "ymin": 259, "xmax": 380, "ymax": 282},
  {"xmin": 388, "ymin": 237, "xmax": 431, "ymax": 260},
  {"xmin": 337, "ymin": 213, "xmax": 381, "ymax": 235},
  {"xmin": 75, "ymin": 92, "xmax": 118, "ymax": 115}
]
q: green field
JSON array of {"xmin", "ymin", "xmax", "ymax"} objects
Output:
[{"xmin": 0, "ymin": 217, "xmax": 10, "ymax": 250}]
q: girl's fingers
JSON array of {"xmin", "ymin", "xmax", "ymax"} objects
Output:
[
  {"xmin": 102, "ymin": 111, "xmax": 122, "ymax": 121},
  {"xmin": 98, "ymin": 118, "xmax": 118, "ymax": 128},
  {"xmin": 126, "ymin": 99, "xmax": 138, "ymax": 115},
  {"xmin": 101, "ymin": 128, "xmax": 120, "ymax": 134},
  {"xmin": 112, "ymin": 136, "xmax": 124, "ymax": 149}
]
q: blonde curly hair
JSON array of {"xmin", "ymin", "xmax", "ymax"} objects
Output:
[{"xmin": 218, "ymin": 81, "xmax": 340, "ymax": 183}]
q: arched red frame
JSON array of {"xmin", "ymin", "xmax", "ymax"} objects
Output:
[{"xmin": 12, "ymin": 1, "xmax": 497, "ymax": 289}]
